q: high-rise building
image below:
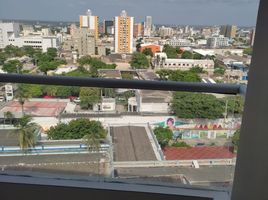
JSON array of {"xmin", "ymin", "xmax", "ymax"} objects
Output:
[
  {"xmin": 220, "ymin": 25, "xmax": 237, "ymax": 38},
  {"xmin": 144, "ymin": 16, "xmax": 152, "ymax": 37},
  {"xmin": 250, "ymin": 28, "xmax": 256, "ymax": 47},
  {"xmin": 114, "ymin": 10, "xmax": 134, "ymax": 54},
  {"xmin": 79, "ymin": 9, "xmax": 99, "ymax": 39},
  {"xmin": 104, "ymin": 20, "xmax": 114, "ymax": 35},
  {"xmin": 133, "ymin": 23, "xmax": 142, "ymax": 38},
  {"xmin": 158, "ymin": 26, "xmax": 174, "ymax": 37}
]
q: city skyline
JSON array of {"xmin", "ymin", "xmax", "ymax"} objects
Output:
[{"xmin": 0, "ymin": 0, "xmax": 259, "ymax": 26}]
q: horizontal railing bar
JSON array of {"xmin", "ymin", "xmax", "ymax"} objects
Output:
[{"xmin": 0, "ymin": 73, "xmax": 245, "ymax": 95}]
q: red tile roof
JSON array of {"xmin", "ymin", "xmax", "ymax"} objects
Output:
[{"xmin": 164, "ymin": 146, "xmax": 236, "ymax": 160}]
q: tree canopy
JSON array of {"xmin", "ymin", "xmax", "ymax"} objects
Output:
[
  {"xmin": 129, "ymin": 52, "xmax": 150, "ymax": 69},
  {"xmin": 172, "ymin": 92, "xmax": 225, "ymax": 119},
  {"xmin": 2, "ymin": 59, "xmax": 23, "ymax": 73},
  {"xmin": 79, "ymin": 87, "xmax": 101, "ymax": 109},
  {"xmin": 232, "ymin": 129, "xmax": 240, "ymax": 151},
  {"xmin": 142, "ymin": 48, "xmax": 153, "ymax": 57},
  {"xmin": 156, "ymin": 69, "xmax": 201, "ymax": 82},
  {"xmin": 163, "ymin": 45, "xmax": 180, "ymax": 58},
  {"xmin": 243, "ymin": 47, "xmax": 253, "ymax": 56},
  {"xmin": 154, "ymin": 127, "xmax": 173, "ymax": 148},
  {"xmin": 47, "ymin": 118, "xmax": 106, "ymax": 140}
]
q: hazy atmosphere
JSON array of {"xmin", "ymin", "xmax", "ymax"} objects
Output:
[{"xmin": 0, "ymin": 0, "xmax": 260, "ymax": 26}]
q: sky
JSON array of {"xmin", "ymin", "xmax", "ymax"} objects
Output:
[{"xmin": 0, "ymin": 0, "xmax": 260, "ymax": 26}]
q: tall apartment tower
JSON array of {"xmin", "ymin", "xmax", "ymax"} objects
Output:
[
  {"xmin": 133, "ymin": 23, "xmax": 142, "ymax": 38},
  {"xmin": 80, "ymin": 9, "xmax": 99, "ymax": 39},
  {"xmin": 144, "ymin": 16, "xmax": 152, "ymax": 37},
  {"xmin": 220, "ymin": 25, "xmax": 237, "ymax": 38},
  {"xmin": 114, "ymin": 10, "xmax": 134, "ymax": 54}
]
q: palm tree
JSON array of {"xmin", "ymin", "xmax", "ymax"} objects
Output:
[
  {"xmin": 15, "ymin": 84, "xmax": 31, "ymax": 115},
  {"xmin": 16, "ymin": 115, "xmax": 39, "ymax": 150}
]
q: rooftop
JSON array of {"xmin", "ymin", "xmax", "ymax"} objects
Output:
[{"xmin": 164, "ymin": 146, "xmax": 236, "ymax": 160}]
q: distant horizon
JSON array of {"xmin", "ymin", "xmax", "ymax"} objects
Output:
[
  {"xmin": 0, "ymin": 17, "xmax": 257, "ymax": 28},
  {"xmin": 0, "ymin": 0, "xmax": 259, "ymax": 27}
]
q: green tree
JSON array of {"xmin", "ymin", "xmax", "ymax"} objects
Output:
[
  {"xmin": 157, "ymin": 69, "xmax": 201, "ymax": 82},
  {"xmin": 4, "ymin": 111, "xmax": 14, "ymax": 125},
  {"xmin": 243, "ymin": 48, "xmax": 253, "ymax": 56},
  {"xmin": 56, "ymin": 86, "xmax": 72, "ymax": 98},
  {"xmin": 189, "ymin": 66, "xmax": 205, "ymax": 74},
  {"xmin": 47, "ymin": 48, "xmax": 58, "ymax": 59},
  {"xmin": 16, "ymin": 84, "xmax": 32, "ymax": 114},
  {"xmin": 172, "ymin": 92, "xmax": 225, "ymax": 119},
  {"xmin": 102, "ymin": 88, "xmax": 116, "ymax": 98},
  {"xmin": 129, "ymin": 52, "xmax": 149, "ymax": 69},
  {"xmin": 79, "ymin": 87, "xmax": 101, "ymax": 109},
  {"xmin": 193, "ymin": 53, "xmax": 204, "ymax": 60},
  {"xmin": 163, "ymin": 45, "xmax": 178, "ymax": 58},
  {"xmin": 16, "ymin": 115, "xmax": 39, "ymax": 150},
  {"xmin": 4, "ymin": 45, "xmax": 24, "ymax": 57},
  {"xmin": 2, "ymin": 60, "xmax": 23, "ymax": 73},
  {"xmin": 0, "ymin": 52, "xmax": 7, "ymax": 65},
  {"xmin": 42, "ymin": 85, "xmax": 58, "ymax": 96},
  {"xmin": 78, "ymin": 55, "xmax": 92, "ymax": 67},
  {"xmin": 154, "ymin": 127, "xmax": 173, "ymax": 148},
  {"xmin": 214, "ymin": 63, "xmax": 226, "ymax": 76},
  {"xmin": 142, "ymin": 48, "xmax": 153, "ymax": 57},
  {"xmin": 22, "ymin": 46, "xmax": 36, "ymax": 58},
  {"xmin": 232, "ymin": 129, "xmax": 240, "ymax": 151},
  {"xmin": 47, "ymin": 118, "xmax": 106, "ymax": 140},
  {"xmin": 223, "ymin": 96, "xmax": 244, "ymax": 115},
  {"xmin": 181, "ymin": 51, "xmax": 193, "ymax": 59}
]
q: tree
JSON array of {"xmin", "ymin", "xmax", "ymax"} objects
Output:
[
  {"xmin": 129, "ymin": 52, "xmax": 149, "ymax": 69},
  {"xmin": 223, "ymin": 96, "xmax": 244, "ymax": 116},
  {"xmin": 2, "ymin": 60, "xmax": 23, "ymax": 73},
  {"xmin": 22, "ymin": 46, "xmax": 36, "ymax": 58},
  {"xmin": 0, "ymin": 52, "xmax": 7, "ymax": 65},
  {"xmin": 47, "ymin": 48, "xmax": 58, "ymax": 59},
  {"xmin": 214, "ymin": 63, "xmax": 226, "ymax": 76},
  {"xmin": 16, "ymin": 84, "xmax": 32, "ymax": 114},
  {"xmin": 172, "ymin": 92, "xmax": 225, "ymax": 119},
  {"xmin": 78, "ymin": 55, "xmax": 92, "ymax": 67},
  {"xmin": 102, "ymin": 88, "xmax": 116, "ymax": 98},
  {"xmin": 16, "ymin": 115, "xmax": 39, "ymax": 150},
  {"xmin": 243, "ymin": 47, "xmax": 253, "ymax": 56},
  {"xmin": 154, "ymin": 127, "xmax": 173, "ymax": 148},
  {"xmin": 47, "ymin": 118, "xmax": 106, "ymax": 140},
  {"xmin": 42, "ymin": 85, "xmax": 58, "ymax": 96},
  {"xmin": 79, "ymin": 87, "xmax": 101, "ymax": 109},
  {"xmin": 56, "ymin": 86, "xmax": 72, "ymax": 98},
  {"xmin": 181, "ymin": 51, "xmax": 193, "ymax": 59},
  {"xmin": 193, "ymin": 53, "xmax": 204, "ymax": 60},
  {"xmin": 4, "ymin": 111, "xmax": 14, "ymax": 125},
  {"xmin": 26, "ymin": 85, "xmax": 43, "ymax": 97},
  {"xmin": 142, "ymin": 48, "xmax": 153, "ymax": 57},
  {"xmin": 232, "ymin": 129, "xmax": 240, "ymax": 151},
  {"xmin": 163, "ymin": 45, "xmax": 178, "ymax": 59},
  {"xmin": 189, "ymin": 66, "xmax": 205, "ymax": 74},
  {"xmin": 156, "ymin": 69, "xmax": 201, "ymax": 82}
]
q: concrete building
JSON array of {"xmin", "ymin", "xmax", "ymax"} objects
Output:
[
  {"xmin": 9, "ymin": 36, "xmax": 59, "ymax": 52},
  {"xmin": 162, "ymin": 58, "xmax": 214, "ymax": 71},
  {"xmin": 80, "ymin": 9, "xmax": 99, "ymax": 39},
  {"xmin": 220, "ymin": 25, "xmax": 237, "ymax": 38},
  {"xmin": 114, "ymin": 10, "xmax": 134, "ymax": 54},
  {"xmin": 128, "ymin": 90, "xmax": 172, "ymax": 113},
  {"xmin": 104, "ymin": 20, "xmax": 114, "ymax": 35},
  {"xmin": 144, "ymin": 16, "xmax": 152, "ymax": 37},
  {"xmin": 160, "ymin": 38, "xmax": 192, "ymax": 47},
  {"xmin": 133, "ymin": 23, "xmax": 143, "ymax": 38},
  {"xmin": 73, "ymin": 28, "xmax": 96, "ymax": 56},
  {"xmin": 159, "ymin": 26, "xmax": 174, "ymax": 37},
  {"xmin": 250, "ymin": 28, "xmax": 256, "ymax": 47},
  {"xmin": 207, "ymin": 35, "xmax": 229, "ymax": 48},
  {"xmin": 201, "ymin": 28, "xmax": 212, "ymax": 39},
  {"xmin": 0, "ymin": 23, "xmax": 20, "ymax": 49}
]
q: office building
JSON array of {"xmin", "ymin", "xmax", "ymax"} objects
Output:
[
  {"xmin": 114, "ymin": 10, "xmax": 134, "ymax": 54},
  {"xmin": 0, "ymin": 23, "xmax": 20, "ymax": 49},
  {"xmin": 144, "ymin": 16, "xmax": 152, "ymax": 37},
  {"xmin": 80, "ymin": 9, "xmax": 99, "ymax": 39},
  {"xmin": 220, "ymin": 25, "xmax": 237, "ymax": 38}
]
